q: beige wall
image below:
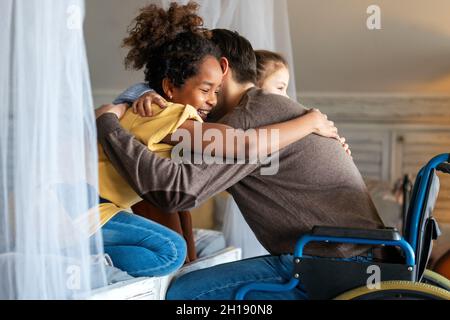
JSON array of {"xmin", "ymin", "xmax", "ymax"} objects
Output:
[
  {"xmin": 85, "ymin": 0, "xmax": 450, "ymax": 107},
  {"xmin": 85, "ymin": 0, "xmax": 149, "ymax": 106},
  {"xmin": 287, "ymin": 0, "xmax": 450, "ymax": 94}
]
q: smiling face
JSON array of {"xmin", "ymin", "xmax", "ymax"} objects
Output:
[
  {"xmin": 260, "ymin": 66, "xmax": 290, "ymax": 98},
  {"xmin": 166, "ymin": 55, "xmax": 223, "ymax": 121}
]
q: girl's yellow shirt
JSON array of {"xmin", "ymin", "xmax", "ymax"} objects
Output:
[{"xmin": 95, "ymin": 103, "xmax": 203, "ymax": 233}]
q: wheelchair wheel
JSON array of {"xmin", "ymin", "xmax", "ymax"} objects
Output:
[
  {"xmin": 334, "ymin": 281, "xmax": 450, "ymax": 300},
  {"xmin": 422, "ymin": 270, "xmax": 450, "ymax": 291}
]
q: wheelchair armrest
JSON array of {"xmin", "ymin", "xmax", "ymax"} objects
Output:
[{"xmin": 311, "ymin": 226, "xmax": 402, "ymax": 241}]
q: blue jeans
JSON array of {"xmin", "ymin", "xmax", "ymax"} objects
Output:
[
  {"xmin": 166, "ymin": 255, "xmax": 308, "ymax": 300},
  {"xmin": 166, "ymin": 253, "xmax": 373, "ymax": 300},
  {"xmin": 102, "ymin": 212, "xmax": 187, "ymax": 277}
]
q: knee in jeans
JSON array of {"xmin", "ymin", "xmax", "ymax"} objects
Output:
[
  {"xmin": 161, "ymin": 232, "xmax": 187, "ymax": 272},
  {"xmin": 173, "ymin": 234, "xmax": 187, "ymax": 266}
]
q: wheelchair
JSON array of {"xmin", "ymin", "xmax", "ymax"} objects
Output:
[{"xmin": 236, "ymin": 154, "xmax": 450, "ymax": 300}]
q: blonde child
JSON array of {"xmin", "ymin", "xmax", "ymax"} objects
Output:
[{"xmin": 255, "ymin": 50, "xmax": 290, "ymax": 97}]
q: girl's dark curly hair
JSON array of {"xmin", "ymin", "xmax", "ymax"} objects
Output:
[{"xmin": 123, "ymin": 2, "xmax": 221, "ymax": 96}]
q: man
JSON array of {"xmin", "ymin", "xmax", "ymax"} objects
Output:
[{"xmin": 95, "ymin": 29, "xmax": 384, "ymax": 299}]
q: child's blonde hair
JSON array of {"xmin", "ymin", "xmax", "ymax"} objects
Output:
[{"xmin": 255, "ymin": 50, "xmax": 288, "ymax": 87}]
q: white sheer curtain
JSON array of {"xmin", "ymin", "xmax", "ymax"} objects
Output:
[
  {"xmin": 157, "ymin": 0, "xmax": 295, "ymax": 258},
  {"xmin": 0, "ymin": 0, "xmax": 106, "ymax": 299}
]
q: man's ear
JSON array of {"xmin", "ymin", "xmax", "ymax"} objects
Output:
[
  {"xmin": 220, "ymin": 57, "xmax": 230, "ymax": 76},
  {"xmin": 162, "ymin": 78, "xmax": 174, "ymax": 100}
]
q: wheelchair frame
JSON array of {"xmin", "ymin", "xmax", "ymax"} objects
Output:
[{"xmin": 236, "ymin": 154, "xmax": 450, "ymax": 300}]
